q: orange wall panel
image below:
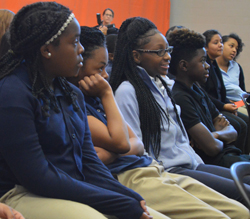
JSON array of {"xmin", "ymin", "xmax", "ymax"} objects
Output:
[{"xmin": 0, "ymin": 0, "xmax": 170, "ymax": 34}]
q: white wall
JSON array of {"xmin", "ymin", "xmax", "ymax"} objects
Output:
[{"xmin": 170, "ymin": 0, "xmax": 250, "ymax": 91}]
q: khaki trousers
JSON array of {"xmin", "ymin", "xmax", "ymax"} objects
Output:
[
  {"xmin": 0, "ymin": 185, "xmax": 170, "ymax": 219},
  {"xmin": 117, "ymin": 161, "xmax": 250, "ymax": 219}
]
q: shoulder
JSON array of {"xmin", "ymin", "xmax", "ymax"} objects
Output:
[
  {"xmin": 0, "ymin": 65, "xmax": 38, "ymax": 108},
  {"xmin": 115, "ymin": 81, "xmax": 136, "ymax": 100}
]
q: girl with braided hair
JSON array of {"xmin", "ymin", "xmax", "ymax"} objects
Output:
[
  {"xmin": 109, "ymin": 17, "xmax": 250, "ymax": 209},
  {"xmin": 67, "ymin": 26, "xmax": 250, "ymax": 219},
  {"xmin": 0, "ymin": 3, "xmax": 161, "ymax": 219}
]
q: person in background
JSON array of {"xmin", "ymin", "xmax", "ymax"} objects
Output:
[
  {"xmin": 0, "ymin": 9, "xmax": 14, "ymax": 49},
  {"xmin": 67, "ymin": 25, "xmax": 250, "ymax": 219},
  {"xmin": 202, "ymin": 29, "xmax": 248, "ymax": 153},
  {"xmin": 0, "ymin": 2, "xmax": 154, "ymax": 219},
  {"xmin": 0, "ymin": 31, "xmax": 10, "ymax": 58},
  {"xmin": 96, "ymin": 8, "xmax": 118, "ymax": 35},
  {"xmin": 105, "ymin": 33, "xmax": 117, "ymax": 77},
  {"xmin": 0, "ymin": 203, "xmax": 24, "ymax": 219}
]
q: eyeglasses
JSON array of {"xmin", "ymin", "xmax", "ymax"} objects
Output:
[
  {"xmin": 104, "ymin": 14, "xmax": 113, "ymax": 17},
  {"xmin": 136, "ymin": 46, "xmax": 173, "ymax": 57}
]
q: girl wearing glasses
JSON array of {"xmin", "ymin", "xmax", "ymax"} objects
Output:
[
  {"xmin": 67, "ymin": 26, "xmax": 250, "ymax": 219},
  {"xmin": 109, "ymin": 17, "xmax": 250, "ymax": 210}
]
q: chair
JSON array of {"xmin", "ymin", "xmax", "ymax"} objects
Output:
[
  {"xmin": 230, "ymin": 161, "xmax": 250, "ymax": 209},
  {"xmin": 240, "ymin": 93, "xmax": 250, "ymax": 154}
]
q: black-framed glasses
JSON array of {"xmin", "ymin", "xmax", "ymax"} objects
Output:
[{"xmin": 136, "ymin": 46, "xmax": 173, "ymax": 57}]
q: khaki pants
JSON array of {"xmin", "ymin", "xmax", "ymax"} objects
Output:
[
  {"xmin": 238, "ymin": 105, "xmax": 248, "ymax": 116},
  {"xmin": 117, "ymin": 161, "xmax": 250, "ymax": 219},
  {"xmin": 0, "ymin": 185, "xmax": 170, "ymax": 219}
]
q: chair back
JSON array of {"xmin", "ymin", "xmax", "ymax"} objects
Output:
[
  {"xmin": 231, "ymin": 161, "xmax": 250, "ymax": 209},
  {"xmin": 240, "ymin": 93, "xmax": 250, "ymax": 153}
]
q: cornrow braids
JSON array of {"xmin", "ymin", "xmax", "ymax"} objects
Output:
[
  {"xmin": 0, "ymin": 2, "xmax": 79, "ymax": 117},
  {"xmin": 110, "ymin": 17, "xmax": 171, "ymax": 158},
  {"xmin": 168, "ymin": 28, "xmax": 205, "ymax": 75},
  {"xmin": 80, "ymin": 26, "xmax": 106, "ymax": 59}
]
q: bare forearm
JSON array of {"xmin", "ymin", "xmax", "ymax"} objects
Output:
[
  {"xmin": 213, "ymin": 125, "xmax": 237, "ymax": 144},
  {"xmin": 100, "ymin": 91, "xmax": 130, "ymax": 152},
  {"xmin": 94, "ymin": 146, "xmax": 118, "ymax": 165},
  {"xmin": 120, "ymin": 137, "xmax": 144, "ymax": 157}
]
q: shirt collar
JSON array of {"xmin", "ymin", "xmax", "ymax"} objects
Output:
[{"xmin": 174, "ymin": 80, "xmax": 205, "ymax": 102}]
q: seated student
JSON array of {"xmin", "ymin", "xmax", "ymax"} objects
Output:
[
  {"xmin": 109, "ymin": 16, "xmax": 250, "ymax": 207},
  {"xmin": 0, "ymin": 203, "xmax": 24, "ymax": 219},
  {"xmin": 105, "ymin": 34, "xmax": 117, "ymax": 77},
  {"xmin": 169, "ymin": 28, "xmax": 250, "ymax": 168},
  {"xmin": 0, "ymin": 9, "xmax": 14, "ymax": 47},
  {"xmin": 0, "ymin": 3, "xmax": 156, "ymax": 219},
  {"xmin": 68, "ymin": 25, "xmax": 250, "ymax": 219},
  {"xmin": 201, "ymin": 30, "xmax": 248, "ymax": 153},
  {"xmin": 216, "ymin": 33, "xmax": 248, "ymax": 109},
  {"xmin": 0, "ymin": 31, "xmax": 10, "ymax": 58}
]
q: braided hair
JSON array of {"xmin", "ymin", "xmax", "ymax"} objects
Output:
[
  {"xmin": 0, "ymin": 2, "xmax": 79, "ymax": 117},
  {"xmin": 80, "ymin": 26, "xmax": 106, "ymax": 59},
  {"xmin": 109, "ymin": 17, "xmax": 184, "ymax": 158}
]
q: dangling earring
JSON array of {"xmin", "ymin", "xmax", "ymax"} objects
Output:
[{"xmin": 48, "ymin": 53, "xmax": 51, "ymax": 57}]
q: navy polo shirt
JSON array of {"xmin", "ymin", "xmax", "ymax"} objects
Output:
[{"xmin": 85, "ymin": 96, "xmax": 153, "ymax": 174}]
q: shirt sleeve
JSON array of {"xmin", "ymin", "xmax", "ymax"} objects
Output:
[
  {"xmin": 173, "ymin": 92, "xmax": 202, "ymax": 131},
  {"xmin": 114, "ymin": 82, "xmax": 143, "ymax": 141},
  {"xmin": 0, "ymin": 76, "xmax": 143, "ymax": 219}
]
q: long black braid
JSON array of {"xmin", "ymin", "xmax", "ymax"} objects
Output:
[
  {"xmin": 80, "ymin": 26, "xmax": 105, "ymax": 59},
  {"xmin": 109, "ymin": 17, "xmax": 184, "ymax": 158},
  {"xmin": 0, "ymin": 2, "xmax": 79, "ymax": 117}
]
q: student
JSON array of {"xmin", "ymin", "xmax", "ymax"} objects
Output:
[
  {"xmin": 216, "ymin": 34, "xmax": 248, "ymax": 104},
  {"xmin": 0, "ymin": 9, "xmax": 14, "ymax": 51},
  {"xmin": 169, "ymin": 28, "xmax": 250, "ymax": 168},
  {"xmin": 109, "ymin": 17, "xmax": 250, "ymax": 207},
  {"xmin": 202, "ymin": 30, "xmax": 248, "ymax": 153},
  {"xmin": 67, "ymin": 25, "xmax": 250, "ymax": 219},
  {"xmin": 105, "ymin": 33, "xmax": 118, "ymax": 77},
  {"xmin": 0, "ymin": 3, "xmax": 156, "ymax": 219},
  {"xmin": 0, "ymin": 203, "xmax": 24, "ymax": 219}
]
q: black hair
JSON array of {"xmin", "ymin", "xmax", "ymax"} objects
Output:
[
  {"xmin": 222, "ymin": 33, "xmax": 244, "ymax": 59},
  {"xmin": 168, "ymin": 28, "xmax": 206, "ymax": 75},
  {"xmin": 0, "ymin": 31, "xmax": 10, "ymax": 58},
  {"xmin": 109, "ymin": 17, "xmax": 185, "ymax": 158},
  {"xmin": 0, "ymin": 2, "xmax": 80, "ymax": 117},
  {"xmin": 203, "ymin": 29, "xmax": 221, "ymax": 47},
  {"xmin": 103, "ymin": 8, "xmax": 114, "ymax": 17},
  {"xmin": 165, "ymin": 25, "xmax": 185, "ymax": 38},
  {"xmin": 106, "ymin": 34, "xmax": 118, "ymax": 53},
  {"xmin": 80, "ymin": 26, "xmax": 106, "ymax": 59}
]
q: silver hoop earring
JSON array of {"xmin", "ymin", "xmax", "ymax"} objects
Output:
[{"xmin": 48, "ymin": 53, "xmax": 51, "ymax": 57}]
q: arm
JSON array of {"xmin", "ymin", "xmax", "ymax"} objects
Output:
[
  {"xmin": 80, "ymin": 74, "xmax": 130, "ymax": 154},
  {"xmin": 187, "ymin": 123, "xmax": 224, "ymax": 157},
  {"xmin": 213, "ymin": 114, "xmax": 238, "ymax": 144},
  {"xmin": 0, "ymin": 76, "xmax": 145, "ymax": 219}
]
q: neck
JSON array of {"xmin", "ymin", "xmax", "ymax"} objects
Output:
[
  {"xmin": 216, "ymin": 55, "xmax": 229, "ymax": 68},
  {"xmin": 175, "ymin": 72, "xmax": 193, "ymax": 88}
]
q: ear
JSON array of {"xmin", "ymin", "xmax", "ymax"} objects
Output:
[
  {"xmin": 108, "ymin": 53, "xmax": 114, "ymax": 61},
  {"xmin": 40, "ymin": 44, "xmax": 52, "ymax": 59},
  {"xmin": 179, "ymin": 60, "xmax": 188, "ymax": 71},
  {"xmin": 132, "ymin": 50, "xmax": 141, "ymax": 64}
]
